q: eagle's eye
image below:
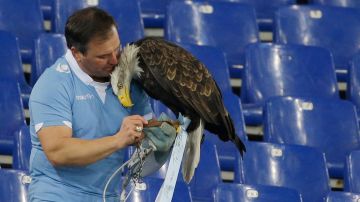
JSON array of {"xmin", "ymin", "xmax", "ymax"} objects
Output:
[{"xmin": 117, "ymin": 82, "xmax": 123, "ymax": 89}]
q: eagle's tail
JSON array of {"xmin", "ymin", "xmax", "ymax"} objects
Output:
[
  {"xmin": 182, "ymin": 119, "xmax": 204, "ymax": 183},
  {"xmin": 234, "ymin": 135, "xmax": 246, "ymax": 157}
]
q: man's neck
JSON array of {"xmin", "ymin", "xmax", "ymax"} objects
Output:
[{"xmin": 91, "ymin": 76, "xmax": 110, "ymax": 83}]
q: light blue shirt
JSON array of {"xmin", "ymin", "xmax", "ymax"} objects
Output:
[{"xmin": 28, "ymin": 50, "xmax": 152, "ymax": 201}]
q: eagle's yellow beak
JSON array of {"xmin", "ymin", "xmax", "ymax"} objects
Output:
[{"xmin": 118, "ymin": 87, "xmax": 133, "ymax": 107}]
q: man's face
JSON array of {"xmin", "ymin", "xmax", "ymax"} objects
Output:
[{"xmin": 73, "ymin": 26, "xmax": 121, "ymax": 82}]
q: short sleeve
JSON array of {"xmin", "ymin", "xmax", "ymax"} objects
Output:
[{"xmin": 29, "ymin": 69, "xmax": 73, "ymax": 133}]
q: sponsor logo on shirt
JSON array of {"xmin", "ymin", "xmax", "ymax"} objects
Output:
[
  {"xmin": 56, "ymin": 64, "xmax": 70, "ymax": 73},
  {"xmin": 76, "ymin": 93, "xmax": 94, "ymax": 101}
]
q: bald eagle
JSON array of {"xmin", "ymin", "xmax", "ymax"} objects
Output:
[{"xmin": 111, "ymin": 37, "xmax": 245, "ymax": 183}]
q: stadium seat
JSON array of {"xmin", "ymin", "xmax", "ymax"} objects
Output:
[
  {"xmin": 347, "ymin": 52, "xmax": 360, "ymax": 114},
  {"xmin": 310, "ymin": 0, "xmax": 360, "ymax": 8},
  {"xmin": 242, "ymin": 43, "xmax": 339, "ymax": 125},
  {"xmin": 139, "ymin": 0, "xmax": 168, "ymax": 28},
  {"xmin": 12, "ymin": 125, "xmax": 31, "ymax": 171},
  {"xmin": 233, "ymin": 0, "xmax": 297, "ymax": 32},
  {"xmin": 344, "ymin": 150, "xmax": 360, "ymax": 193},
  {"xmin": 125, "ymin": 177, "xmax": 191, "ymax": 202},
  {"xmin": 240, "ymin": 142, "xmax": 330, "ymax": 202},
  {"xmin": 0, "ymin": 169, "xmax": 30, "ymax": 202},
  {"xmin": 326, "ymin": 191, "xmax": 360, "ymax": 202},
  {"xmin": 0, "ymin": 31, "xmax": 32, "ymax": 108},
  {"xmin": 263, "ymin": 96, "xmax": 360, "ymax": 178},
  {"xmin": 0, "ymin": 0, "xmax": 44, "ymax": 63},
  {"xmin": 166, "ymin": 0, "xmax": 259, "ymax": 79},
  {"xmin": 40, "ymin": 0, "xmax": 54, "ymax": 20},
  {"xmin": 0, "ymin": 81, "xmax": 27, "ymax": 155},
  {"xmin": 274, "ymin": 5, "xmax": 360, "ymax": 81},
  {"xmin": 52, "ymin": 0, "xmax": 144, "ymax": 45},
  {"xmin": 214, "ymin": 183, "xmax": 302, "ymax": 202},
  {"xmin": 31, "ymin": 33, "xmax": 67, "ymax": 86}
]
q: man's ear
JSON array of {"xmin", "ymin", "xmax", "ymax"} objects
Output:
[{"xmin": 70, "ymin": 47, "xmax": 83, "ymax": 63}]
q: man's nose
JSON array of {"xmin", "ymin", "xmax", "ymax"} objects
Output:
[{"xmin": 109, "ymin": 51, "xmax": 118, "ymax": 65}]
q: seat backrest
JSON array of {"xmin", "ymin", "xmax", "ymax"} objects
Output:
[
  {"xmin": 0, "ymin": 0, "xmax": 44, "ymax": 62},
  {"xmin": 264, "ymin": 96, "xmax": 360, "ymax": 178},
  {"xmin": 347, "ymin": 52, "xmax": 360, "ymax": 112},
  {"xmin": 214, "ymin": 183, "xmax": 302, "ymax": 202},
  {"xmin": 242, "ymin": 43, "xmax": 339, "ymax": 104},
  {"xmin": 274, "ymin": 5, "xmax": 360, "ymax": 73},
  {"xmin": 241, "ymin": 142, "xmax": 330, "ymax": 202},
  {"xmin": 139, "ymin": 0, "xmax": 168, "ymax": 27},
  {"xmin": 311, "ymin": 0, "xmax": 360, "ymax": 8},
  {"xmin": 53, "ymin": 0, "xmax": 144, "ymax": 45},
  {"xmin": 166, "ymin": 1, "xmax": 259, "ymax": 78},
  {"xmin": 0, "ymin": 169, "xmax": 30, "ymax": 202},
  {"xmin": 326, "ymin": 191, "xmax": 360, "ymax": 202},
  {"xmin": 0, "ymin": 31, "xmax": 30, "ymax": 88},
  {"xmin": 344, "ymin": 150, "xmax": 360, "ymax": 193},
  {"xmin": 125, "ymin": 177, "xmax": 191, "ymax": 202},
  {"xmin": 31, "ymin": 33, "xmax": 67, "ymax": 85},
  {"xmin": 0, "ymin": 81, "xmax": 26, "ymax": 154},
  {"xmin": 99, "ymin": 0, "xmax": 145, "ymax": 45},
  {"xmin": 13, "ymin": 125, "xmax": 32, "ymax": 171}
]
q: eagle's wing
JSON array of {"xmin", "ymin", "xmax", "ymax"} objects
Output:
[{"xmin": 136, "ymin": 37, "xmax": 227, "ymax": 133}]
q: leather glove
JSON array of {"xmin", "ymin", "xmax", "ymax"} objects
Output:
[{"xmin": 143, "ymin": 113, "xmax": 177, "ymax": 152}]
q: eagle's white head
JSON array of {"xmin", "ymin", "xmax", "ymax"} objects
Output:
[{"xmin": 110, "ymin": 44, "xmax": 143, "ymax": 107}]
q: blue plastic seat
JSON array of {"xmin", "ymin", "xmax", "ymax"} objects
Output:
[
  {"xmin": 240, "ymin": 142, "xmax": 330, "ymax": 202},
  {"xmin": 242, "ymin": 43, "xmax": 339, "ymax": 125},
  {"xmin": 0, "ymin": 169, "xmax": 30, "ymax": 202},
  {"xmin": 166, "ymin": 0, "xmax": 259, "ymax": 79},
  {"xmin": 125, "ymin": 177, "xmax": 191, "ymax": 202},
  {"xmin": 31, "ymin": 33, "xmax": 67, "ymax": 86},
  {"xmin": 347, "ymin": 52, "xmax": 360, "ymax": 114},
  {"xmin": 40, "ymin": 0, "xmax": 54, "ymax": 20},
  {"xmin": 12, "ymin": 125, "xmax": 31, "ymax": 171},
  {"xmin": 214, "ymin": 183, "xmax": 302, "ymax": 202},
  {"xmin": 274, "ymin": 5, "xmax": 360, "ymax": 81},
  {"xmin": 264, "ymin": 96, "xmax": 360, "ymax": 178},
  {"xmin": 52, "ymin": 0, "xmax": 144, "ymax": 45},
  {"xmin": 311, "ymin": 0, "xmax": 360, "ymax": 8},
  {"xmin": 0, "ymin": 81, "xmax": 27, "ymax": 155},
  {"xmin": 0, "ymin": 0, "xmax": 44, "ymax": 63},
  {"xmin": 139, "ymin": 0, "xmax": 168, "ymax": 28},
  {"xmin": 344, "ymin": 150, "xmax": 360, "ymax": 193},
  {"xmin": 326, "ymin": 191, "xmax": 360, "ymax": 202},
  {"xmin": 0, "ymin": 31, "xmax": 32, "ymax": 108}
]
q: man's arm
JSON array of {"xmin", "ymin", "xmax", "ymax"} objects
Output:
[{"xmin": 38, "ymin": 115, "xmax": 148, "ymax": 166}]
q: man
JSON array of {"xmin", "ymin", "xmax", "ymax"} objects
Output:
[{"xmin": 28, "ymin": 7, "xmax": 170, "ymax": 201}]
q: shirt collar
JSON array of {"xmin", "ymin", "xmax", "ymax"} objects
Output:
[{"xmin": 65, "ymin": 49, "xmax": 109, "ymax": 87}]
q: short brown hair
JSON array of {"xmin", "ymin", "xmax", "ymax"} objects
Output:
[{"xmin": 65, "ymin": 7, "xmax": 117, "ymax": 54}]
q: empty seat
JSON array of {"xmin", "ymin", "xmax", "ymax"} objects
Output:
[
  {"xmin": 0, "ymin": 31, "xmax": 32, "ymax": 108},
  {"xmin": 242, "ymin": 43, "xmax": 339, "ymax": 125},
  {"xmin": 0, "ymin": 169, "xmax": 30, "ymax": 202},
  {"xmin": 31, "ymin": 33, "xmax": 67, "ymax": 86},
  {"xmin": 344, "ymin": 150, "xmax": 360, "ymax": 193},
  {"xmin": 0, "ymin": 0, "xmax": 44, "ymax": 63},
  {"xmin": 274, "ymin": 5, "xmax": 360, "ymax": 81},
  {"xmin": 40, "ymin": 0, "xmax": 54, "ymax": 20},
  {"xmin": 311, "ymin": 0, "xmax": 360, "ymax": 8},
  {"xmin": 0, "ymin": 81, "xmax": 27, "ymax": 155},
  {"xmin": 214, "ymin": 183, "xmax": 302, "ymax": 202},
  {"xmin": 13, "ymin": 125, "xmax": 31, "ymax": 171},
  {"xmin": 240, "ymin": 142, "xmax": 330, "ymax": 202},
  {"xmin": 326, "ymin": 191, "xmax": 360, "ymax": 202},
  {"xmin": 125, "ymin": 177, "xmax": 191, "ymax": 202},
  {"xmin": 139, "ymin": 0, "xmax": 168, "ymax": 28},
  {"xmin": 166, "ymin": 1, "xmax": 259, "ymax": 79},
  {"xmin": 347, "ymin": 52, "xmax": 360, "ymax": 114},
  {"xmin": 264, "ymin": 96, "xmax": 360, "ymax": 178},
  {"xmin": 52, "ymin": 0, "xmax": 144, "ymax": 45}
]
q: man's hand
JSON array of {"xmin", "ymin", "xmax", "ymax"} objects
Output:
[{"xmin": 115, "ymin": 115, "xmax": 148, "ymax": 148}]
